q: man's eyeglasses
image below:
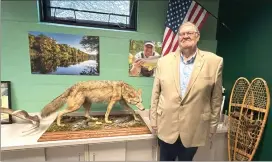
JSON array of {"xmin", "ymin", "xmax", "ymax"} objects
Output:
[{"xmin": 178, "ymin": 31, "xmax": 198, "ymax": 37}]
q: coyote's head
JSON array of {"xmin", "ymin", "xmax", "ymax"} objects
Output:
[{"xmin": 121, "ymin": 83, "xmax": 145, "ymax": 111}]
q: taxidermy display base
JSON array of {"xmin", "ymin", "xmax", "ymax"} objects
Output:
[{"xmin": 37, "ymin": 113, "xmax": 151, "ymax": 142}]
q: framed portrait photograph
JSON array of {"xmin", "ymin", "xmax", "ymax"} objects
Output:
[
  {"xmin": 128, "ymin": 40, "xmax": 162, "ymax": 78},
  {"xmin": 1, "ymin": 81, "xmax": 12, "ymax": 124}
]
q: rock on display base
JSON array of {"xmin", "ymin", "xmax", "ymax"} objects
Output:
[{"xmin": 37, "ymin": 114, "xmax": 151, "ymax": 142}]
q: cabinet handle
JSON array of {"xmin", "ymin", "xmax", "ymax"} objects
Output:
[
  {"xmin": 78, "ymin": 153, "xmax": 81, "ymax": 161},
  {"xmin": 93, "ymin": 153, "xmax": 96, "ymax": 161}
]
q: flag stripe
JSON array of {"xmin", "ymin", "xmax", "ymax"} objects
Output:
[
  {"xmin": 198, "ymin": 11, "xmax": 209, "ymax": 30},
  {"xmin": 193, "ymin": 8, "xmax": 204, "ymax": 24},
  {"xmin": 172, "ymin": 39, "xmax": 179, "ymax": 52},
  {"xmin": 162, "ymin": 30, "xmax": 174, "ymax": 55},
  {"xmin": 187, "ymin": 1, "xmax": 197, "ymax": 21},
  {"xmin": 164, "ymin": 32, "xmax": 176, "ymax": 55},
  {"xmin": 169, "ymin": 34, "xmax": 179, "ymax": 53},
  {"xmin": 189, "ymin": 5, "xmax": 201, "ymax": 22},
  {"xmin": 195, "ymin": 9, "xmax": 206, "ymax": 27},
  {"xmin": 162, "ymin": 28, "xmax": 172, "ymax": 50},
  {"xmin": 162, "ymin": 0, "xmax": 209, "ymax": 56}
]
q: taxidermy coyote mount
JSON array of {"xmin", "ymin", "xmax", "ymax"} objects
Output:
[{"xmin": 40, "ymin": 80, "xmax": 145, "ymax": 127}]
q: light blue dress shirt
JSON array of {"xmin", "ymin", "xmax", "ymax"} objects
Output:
[{"xmin": 179, "ymin": 53, "xmax": 196, "ymax": 97}]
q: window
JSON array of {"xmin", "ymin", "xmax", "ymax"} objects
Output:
[{"xmin": 38, "ymin": 0, "xmax": 138, "ymax": 31}]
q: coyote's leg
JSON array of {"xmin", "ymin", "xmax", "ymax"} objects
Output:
[
  {"xmin": 119, "ymin": 99, "xmax": 140, "ymax": 121},
  {"xmin": 57, "ymin": 107, "xmax": 82, "ymax": 127},
  {"xmin": 104, "ymin": 82, "xmax": 122, "ymax": 124},
  {"xmin": 82, "ymin": 101, "xmax": 98, "ymax": 121},
  {"xmin": 57, "ymin": 95, "xmax": 84, "ymax": 127},
  {"xmin": 104, "ymin": 100, "xmax": 117, "ymax": 124}
]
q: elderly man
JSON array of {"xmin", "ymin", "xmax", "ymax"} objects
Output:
[{"xmin": 150, "ymin": 22, "xmax": 223, "ymax": 161}]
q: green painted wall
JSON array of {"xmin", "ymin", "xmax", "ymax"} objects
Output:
[
  {"xmin": 1, "ymin": 0, "xmax": 219, "ymax": 113},
  {"xmin": 217, "ymin": 0, "xmax": 272, "ymax": 160}
]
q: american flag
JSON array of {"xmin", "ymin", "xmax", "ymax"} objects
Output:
[{"xmin": 161, "ymin": 0, "xmax": 209, "ymax": 56}]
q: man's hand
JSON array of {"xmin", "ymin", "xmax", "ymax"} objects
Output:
[
  {"xmin": 209, "ymin": 133, "xmax": 215, "ymax": 149},
  {"xmin": 209, "ymin": 133, "xmax": 215, "ymax": 139},
  {"xmin": 134, "ymin": 59, "xmax": 145, "ymax": 67},
  {"xmin": 151, "ymin": 126, "xmax": 157, "ymax": 134}
]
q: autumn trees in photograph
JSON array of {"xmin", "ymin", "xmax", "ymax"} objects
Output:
[{"xmin": 28, "ymin": 31, "xmax": 100, "ymax": 76}]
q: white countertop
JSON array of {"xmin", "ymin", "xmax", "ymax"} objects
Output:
[{"xmin": 1, "ymin": 110, "xmax": 227, "ymax": 151}]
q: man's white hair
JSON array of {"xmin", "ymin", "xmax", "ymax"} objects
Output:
[{"xmin": 179, "ymin": 22, "xmax": 200, "ymax": 34}]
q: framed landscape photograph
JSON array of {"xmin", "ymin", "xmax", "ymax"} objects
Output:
[
  {"xmin": 1, "ymin": 81, "xmax": 12, "ymax": 124},
  {"xmin": 28, "ymin": 31, "xmax": 100, "ymax": 76}
]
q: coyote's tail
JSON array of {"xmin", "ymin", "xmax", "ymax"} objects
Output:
[{"xmin": 40, "ymin": 87, "xmax": 72, "ymax": 118}]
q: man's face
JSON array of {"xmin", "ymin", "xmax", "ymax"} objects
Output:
[
  {"xmin": 143, "ymin": 44, "xmax": 153, "ymax": 57},
  {"xmin": 178, "ymin": 25, "xmax": 199, "ymax": 49}
]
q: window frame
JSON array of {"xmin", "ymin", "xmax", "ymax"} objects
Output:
[{"xmin": 38, "ymin": 0, "xmax": 138, "ymax": 31}]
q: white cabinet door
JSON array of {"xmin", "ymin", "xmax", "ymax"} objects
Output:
[
  {"xmin": 193, "ymin": 133, "xmax": 228, "ymax": 161},
  {"xmin": 89, "ymin": 142, "xmax": 126, "ymax": 161},
  {"xmin": 193, "ymin": 142, "xmax": 214, "ymax": 161},
  {"xmin": 1, "ymin": 148, "xmax": 45, "ymax": 162},
  {"xmin": 213, "ymin": 133, "xmax": 228, "ymax": 161},
  {"xmin": 45, "ymin": 145, "xmax": 85, "ymax": 161},
  {"xmin": 126, "ymin": 139, "xmax": 157, "ymax": 161}
]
